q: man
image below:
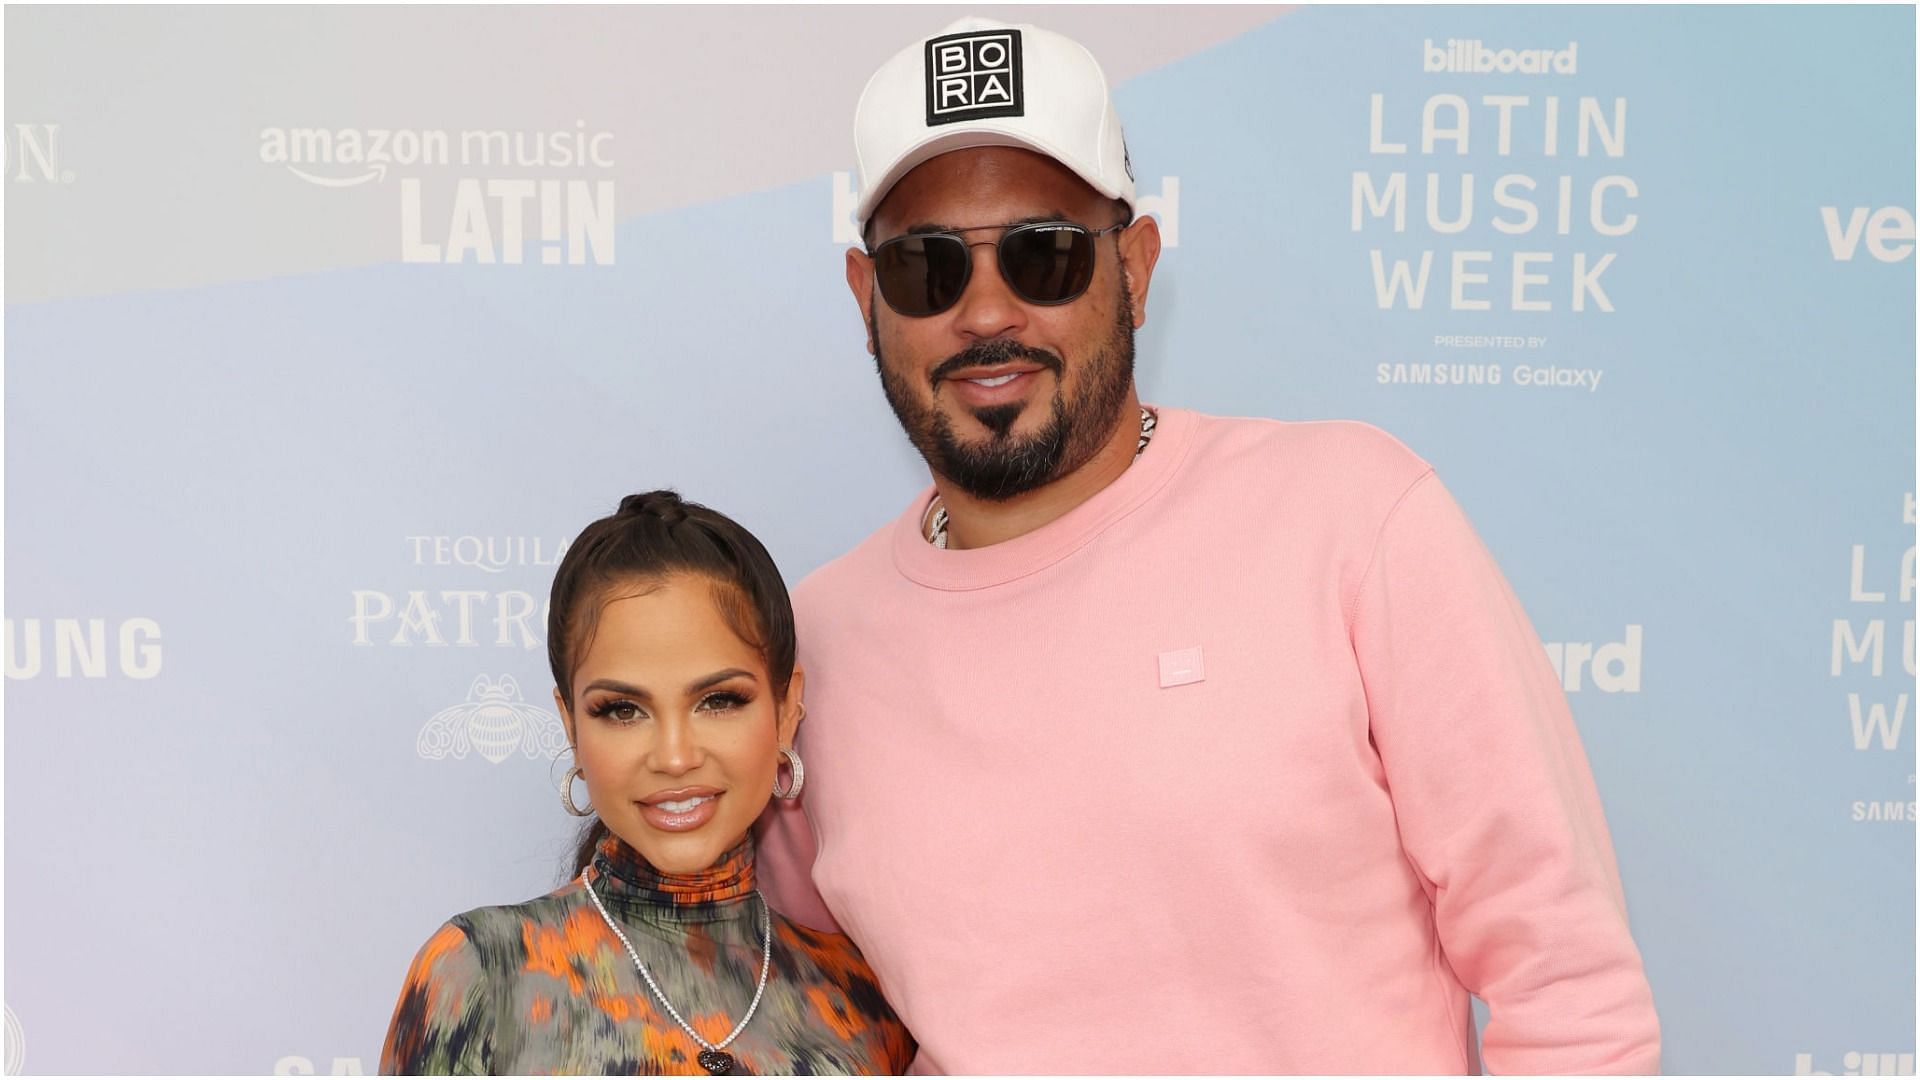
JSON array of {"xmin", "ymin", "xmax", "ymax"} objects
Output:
[{"xmin": 758, "ymin": 16, "xmax": 1660, "ymax": 1074}]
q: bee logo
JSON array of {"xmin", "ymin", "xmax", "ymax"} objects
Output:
[
  {"xmin": 418, "ymin": 675, "xmax": 567, "ymax": 764},
  {"xmin": 5, "ymin": 1002, "xmax": 23, "ymax": 1075}
]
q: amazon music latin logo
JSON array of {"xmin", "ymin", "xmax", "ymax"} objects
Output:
[
  {"xmin": 258, "ymin": 122, "xmax": 616, "ymax": 265},
  {"xmin": 418, "ymin": 674, "xmax": 567, "ymax": 764}
]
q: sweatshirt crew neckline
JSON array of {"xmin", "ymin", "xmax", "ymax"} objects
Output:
[{"xmin": 890, "ymin": 404, "xmax": 1197, "ymax": 591}]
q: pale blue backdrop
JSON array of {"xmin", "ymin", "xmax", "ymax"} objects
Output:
[{"xmin": 5, "ymin": 5, "xmax": 1913, "ymax": 1074}]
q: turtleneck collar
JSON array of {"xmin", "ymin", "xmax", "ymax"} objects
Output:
[{"xmin": 588, "ymin": 831, "xmax": 756, "ymax": 916}]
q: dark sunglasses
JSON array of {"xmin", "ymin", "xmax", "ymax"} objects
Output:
[{"xmin": 869, "ymin": 219, "xmax": 1128, "ymax": 317}]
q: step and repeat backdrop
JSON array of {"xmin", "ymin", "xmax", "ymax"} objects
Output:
[{"xmin": 5, "ymin": 5, "xmax": 1914, "ymax": 1075}]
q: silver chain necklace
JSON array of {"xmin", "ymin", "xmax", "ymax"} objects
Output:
[
  {"xmin": 926, "ymin": 406, "xmax": 1157, "ymax": 548},
  {"xmin": 578, "ymin": 865, "xmax": 773, "ymax": 1076}
]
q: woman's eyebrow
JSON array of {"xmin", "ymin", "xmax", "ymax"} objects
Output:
[
  {"xmin": 687, "ymin": 668, "xmax": 757, "ymax": 694},
  {"xmin": 582, "ymin": 678, "xmax": 651, "ymax": 700}
]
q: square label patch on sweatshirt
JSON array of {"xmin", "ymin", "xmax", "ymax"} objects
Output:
[{"xmin": 1158, "ymin": 646, "xmax": 1205, "ymax": 688}]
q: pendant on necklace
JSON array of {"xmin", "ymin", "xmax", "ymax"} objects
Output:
[{"xmin": 697, "ymin": 1049, "xmax": 736, "ymax": 1075}]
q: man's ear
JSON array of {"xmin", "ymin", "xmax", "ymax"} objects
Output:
[
  {"xmin": 1116, "ymin": 215, "xmax": 1162, "ymax": 328},
  {"xmin": 846, "ymin": 248, "xmax": 878, "ymax": 355}
]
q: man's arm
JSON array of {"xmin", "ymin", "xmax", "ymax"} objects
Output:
[
  {"xmin": 753, "ymin": 785, "xmax": 844, "ymax": 932},
  {"xmin": 1348, "ymin": 469, "xmax": 1660, "ymax": 1075}
]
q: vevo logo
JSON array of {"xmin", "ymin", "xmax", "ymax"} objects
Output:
[
  {"xmin": 1423, "ymin": 38, "xmax": 1577, "ymax": 75},
  {"xmin": 1822, "ymin": 206, "xmax": 1915, "ymax": 262}
]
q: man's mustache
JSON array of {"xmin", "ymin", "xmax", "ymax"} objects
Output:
[{"xmin": 929, "ymin": 340, "xmax": 1063, "ymax": 388}]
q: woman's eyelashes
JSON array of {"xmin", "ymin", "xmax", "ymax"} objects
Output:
[
  {"xmin": 586, "ymin": 697, "xmax": 645, "ymax": 724},
  {"xmin": 584, "ymin": 690, "xmax": 752, "ymax": 724},
  {"xmin": 696, "ymin": 690, "xmax": 752, "ymax": 714}
]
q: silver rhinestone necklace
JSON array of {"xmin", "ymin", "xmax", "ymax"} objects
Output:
[
  {"xmin": 579, "ymin": 865, "xmax": 772, "ymax": 1076},
  {"xmin": 926, "ymin": 406, "xmax": 1157, "ymax": 548}
]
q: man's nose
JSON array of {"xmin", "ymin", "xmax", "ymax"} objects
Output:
[{"xmin": 948, "ymin": 240, "xmax": 1028, "ymax": 341}]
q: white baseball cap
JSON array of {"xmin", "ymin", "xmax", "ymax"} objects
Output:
[{"xmin": 852, "ymin": 16, "xmax": 1136, "ymax": 228}]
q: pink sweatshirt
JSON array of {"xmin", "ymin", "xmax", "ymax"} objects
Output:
[{"xmin": 757, "ymin": 407, "xmax": 1659, "ymax": 1074}]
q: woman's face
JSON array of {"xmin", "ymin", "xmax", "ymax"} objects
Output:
[{"xmin": 556, "ymin": 573, "xmax": 801, "ymax": 875}]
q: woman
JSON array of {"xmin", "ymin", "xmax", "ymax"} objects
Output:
[{"xmin": 381, "ymin": 491, "xmax": 913, "ymax": 1075}]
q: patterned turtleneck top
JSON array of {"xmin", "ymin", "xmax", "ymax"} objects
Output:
[{"xmin": 380, "ymin": 833, "xmax": 913, "ymax": 1075}]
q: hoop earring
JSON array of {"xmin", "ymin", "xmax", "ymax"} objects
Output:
[
  {"xmin": 772, "ymin": 746, "xmax": 805, "ymax": 800},
  {"xmin": 560, "ymin": 765, "xmax": 594, "ymax": 817}
]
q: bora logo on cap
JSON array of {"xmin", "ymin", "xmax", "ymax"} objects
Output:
[{"xmin": 924, "ymin": 29, "xmax": 1025, "ymax": 127}]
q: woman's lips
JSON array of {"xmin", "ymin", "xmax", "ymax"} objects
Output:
[{"xmin": 637, "ymin": 789, "xmax": 721, "ymax": 832}]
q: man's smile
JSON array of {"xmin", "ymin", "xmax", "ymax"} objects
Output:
[{"xmin": 943, "ymin": 366, "xmax": 1049, "ymax": 408}]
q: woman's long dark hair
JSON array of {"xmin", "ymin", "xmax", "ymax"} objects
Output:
[{"xmin": 548, "ymin": 490, "xmax": 796, "ymax": 877}]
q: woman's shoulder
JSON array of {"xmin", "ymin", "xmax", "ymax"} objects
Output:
[
  {"xmin": 770, "ymin": 910, "xmax": 854, "ymax": 952},
  {"xmin": 385, "ymin": 881, "xmax": 582, "ymax": 1074},
  {"xmin": 431, "ymin": 877, "xmax": 594, "ymax": 954},
  {"xmin": 770, "ymin": 912, "xmax": 916, "ymax": 1067},
  {"xmin": 770, "ymin": 912, "xmax": 889, "ymax": 993}
]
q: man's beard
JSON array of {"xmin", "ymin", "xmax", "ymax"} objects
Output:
[{"xmin": 873, "ymin": 288, "xmax": 1136, "ymax": 503}]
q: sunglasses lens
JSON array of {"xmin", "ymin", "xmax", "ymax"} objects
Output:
[
  {"xmin": 875, "ymin": 236, "xmax": 969, "ymax": 316},
  {"xmin": 1001, "ymin": 225, "xmax": 1096, "ymax": 305}
]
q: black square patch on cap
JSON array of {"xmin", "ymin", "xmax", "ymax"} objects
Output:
[{"xmin": 924, "ymin": 29, "xmax": 1024, "ymax": 127}]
